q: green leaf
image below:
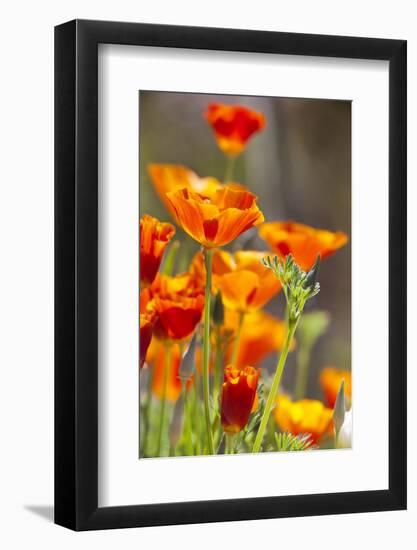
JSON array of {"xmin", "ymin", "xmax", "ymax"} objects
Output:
[{"xmin": 162, "ymin": 240, "xmax": 180, "ymax": 275}]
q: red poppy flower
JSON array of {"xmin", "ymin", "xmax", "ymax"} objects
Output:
[
  {"xmin": 140, "ymin": 313, "xmax": 154, "ymax": 369},
  {"xmin": 140, "ymin": 214, "xmax": 175, "ymax": 287},
  {"xmin": 147, "ymin": 273, "xmax": 204, "ymax": 341},
  {"xmin": 205, "ymin": 103, "xmax": 266, "ymax": 156},
  {"xmin": 221, "ymin": 365, "xmax": 260, "ymax": 434}
]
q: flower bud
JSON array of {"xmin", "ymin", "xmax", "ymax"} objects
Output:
[
  {"xmin": 221, "ymin": 365, "xmax": 259, "ymax": 434},
  {"xmin": 211, "ymin": 291, "xmax": 224, "ymax": 326},
  {"xmin": 304, "ymin": 255, "xmax": 321, "ymax": 289},
  {"xmin": 178, "ymin": 333, "xmax": 197, "ymax": 382}
]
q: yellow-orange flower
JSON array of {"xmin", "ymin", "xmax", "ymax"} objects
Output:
[
  {"xmin": 166, "ymin": 186, "xmax": 264, "ymax": 248},
  {"xmin": 148, "ymin": 164, "xmax": 222, "ymax": 218},
  {"xmin": 259, "ymin": 221, "xmax": 348, "ymax": 271},
  {"xmin": 205, "ymin": 103, "xmax": 266, "ymax": 156},
  {"xmin": 140, "ymin": 214, "xmax": 175, "ymax": 287},
  {"xmin": 147, "ymin": 340, "xmax": 192, "ymax": 402},
  {"xmin": 190, "ymin": 249, "xmax": 280, "ymax": 311},
  {"xmin": 320, "ymin": 367, "xmax": 352, "ymax": 408},
  {"xmin": 224, "ymin": 309, "xmax": 294, "ymax": 369},
  {"xmin": 221, "ymin": 365, "xmax": 260, "ymax": 434},
  {"xmin": 275, "ymin": 395, "xmax": 334, "ymax": 444},
  {"xmin": 217, "ymin": 250, "xmax": 281, "ymax": 312},
  {"xmin": 146, "ymin": 273, "xmax": 204, "ymax": 341}
]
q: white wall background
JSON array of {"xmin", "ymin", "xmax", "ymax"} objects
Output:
[{"xmin": 0, "ymin": 1, "xmax": 414, "ymax": 548}]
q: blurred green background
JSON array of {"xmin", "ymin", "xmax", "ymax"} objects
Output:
[{"xmin": 139, "ymin": 91, "xmax": 351, "ymax": 401}]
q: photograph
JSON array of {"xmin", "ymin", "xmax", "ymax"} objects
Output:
[
  {"xmin": 0, "ymin": 2, "xmax": 410, "ymax": 544},
  {"xmin": 139, "ymin": 91, "xmax": 351, "ymax": 458}
]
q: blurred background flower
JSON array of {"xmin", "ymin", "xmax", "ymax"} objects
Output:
[
  {"xmin": 205, "ymin": 103, "xmax": 266, "ymax": 156},
  {"xmin": 320, "ymin": 367, "xmax": 352, "ymax": 408},
  {"xmin": 223, "ymin": 309, "xmax": 293, "ymax": 369},
  {"xmin": 274, "ymin": 395, "xmax": 334, "ymax": 444}
]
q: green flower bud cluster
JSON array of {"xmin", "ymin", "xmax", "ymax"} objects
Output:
[{"xmin": 262, "ymin": 254, "xmax": 321, "ymax": 324}]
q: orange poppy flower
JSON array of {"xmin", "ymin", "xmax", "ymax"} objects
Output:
[
  {"xmin": 274, "ymin": 395, "xmax": 334, "ymax": 444},
  {"xmin": 148, "ymin": 164, "xmax": 222, "ymax": 219},
  {"xmin": 205, "ymin": 103, "xmax": 266, "ymax": 156},
  {"xmin": 147, "ymin": 273, "xmax": 204, "ymax": 341},
  {"xmin": 147, "ymin": 340, "xmax": 192, "ymax": 402},
  {"xmin": 224, "ymin": 309, "xmax": 294, "ymax": 369},
  {"xmin": 320, "ymin": 367, "xmax": 352, "ymax": 408},
  {"xmin": 140, "ymin": 214, "xmax": 175, "ymax": 287},
  {"xmin": 258, "ymin": 221, "xmax": 348, "ymax": 271},
  {"xmin": 166, "ymin": 186, "xmax": 264, "ymax": 249},
  {"xmin": 221, "ymin": 365, "xmax": 260, "ymax": 434},
  {"xmin": 217, "ymin": 250, "xmax": 281, "ymax": 312},
  {"xmin": 140, "ymin": 313, "xmax": 154, "ymax": 369},
  {"xmin": 190, "ymin": 249, "xmax": 280, "ymax": 311}
]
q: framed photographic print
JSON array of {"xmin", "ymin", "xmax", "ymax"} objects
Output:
[{"xmin": 55, "ymin": 20, "xmax": 407, "ymax": 530}]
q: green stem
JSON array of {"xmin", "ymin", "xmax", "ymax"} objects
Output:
[
  {"xmin": 225, "ymin": 433, "xmax": 235, "ymax": 454},
  {"xmin": 203, "ymin": 249, "xmax": 215, "ymax": 455},
  {"xmin": 230, "ymin": 311, "xmax": 245, "ymax": 366},
  {"xmin": 252, "ymin": 320, "xmax": 298, "ymax": 453},
  {"xmin": 140, "ymin": 367, "xmax": 153, "ymax": 457},
  {"xmin": 203, "ymin": 248, "xmax": 214, "ymax": 455},
  {"xmin": 224, "ymin": 155, "xmax": 236, "ymax": 183},
  {"xmin": 213, "ymin": 327, "xmax": 223, "ymax": 403},
  {"xmin": 156, "ymin": 345, "xmax": 171, "ymax": 457},
  {"xmin": 192, "ymin": 371, "xmax": 202, "ymax": 455},
  {"xmin": 181, "ymin": 383, "xmax": 194, "ymax": 456},
  {"xmin": 216, "ymin": 434, "xmax": 225, "ymax": 454}
]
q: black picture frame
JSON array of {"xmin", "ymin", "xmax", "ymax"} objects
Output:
[{"xmin": 55, "ymin": 19, "xmax": 407, "ymax": 531}]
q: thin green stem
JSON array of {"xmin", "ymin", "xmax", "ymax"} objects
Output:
[
  {"xmin": 252, "ymin": 320, "xmax": 298, "ymax": 453},
  {"xmin": 181, "ymin": 382, "xmax": 194, "ymax": 456},
  {"xmin": 224, "ymin": 155, "xmax": 236, "ymax": 183},
  {"xmin": 203, "ymin": 249, "xmax": 215, "ymax": 455},
  {"xmin": 230, "ymin": 311, "xmax": 245, "ymax": 366},
  {"xmin": 225, "ymin": 433, "xmax": 235, "ymax": 454},
  {"xmin": 140, "ymin": 367, "xmax": 153, "ymax": 457},
  {"xmin": 192, "ymin": 371, "xmax": 202, "ymax": 455},
  {"xmin": 143, "ymin": 369, "xmax": 155, "ymax": 456},
  {"xmin": 213, "ymin": 327, "xmax": 223, "ymax": 403},
  {"xmin": 156, "ymin": 345, "xmax": 171, "ymax": 457}
]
